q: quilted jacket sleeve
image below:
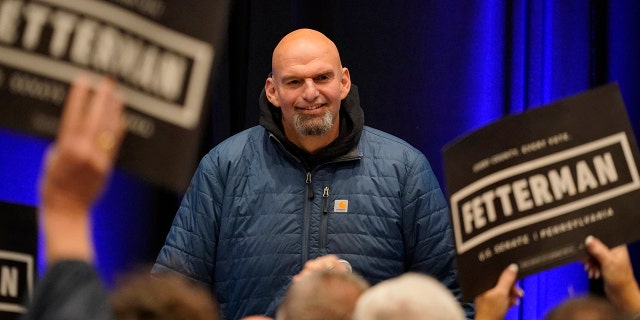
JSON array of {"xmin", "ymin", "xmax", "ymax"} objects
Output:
[
  {"xmin": 402, "ymin": 152, "xmax": 476, "ymax": 319},
  {"xmin": 21, "ymin": 260, "xmax": 112, "ymax": 320},
  {"xmin": 152, "ymin": 152, "xmax": 221, "ymax": 288}
]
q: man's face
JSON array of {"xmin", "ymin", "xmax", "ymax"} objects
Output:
[
  {"xmin": 271, "ymin": 65, "xmax": 347, "ymax": 137},
  {"xmin": 266, "ymin": 35, "xmax": 350, "ymax": 141}
]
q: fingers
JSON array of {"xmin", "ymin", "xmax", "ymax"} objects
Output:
[
  {"xmin": 87, "ymin": 77, "xmax": 126, "ymax": 157},
  {"xmin": 584, "ymin": 235, "xmax": 607, "ymax": 279},
  {"xmin": 474, "ymin": 264, "xmax": 522, "ymax": 320},
  {"xmin": 584, "ymin": 258, "xmax": 601, "ymax": 279},
  {"xmin": 293, "ymin": 255, "xmax": 350, "ymax": 282},
  {"xmin": 41, "ymin": 74, "xmax": 126, "ymax": 209},
  {"xmin": 58, "ymin": 75, "xmax": 91, "ymax": 143},
  {"xmin": 498, "ymin": 264, "xmax": 523, "ymax": 306},
  {"xmin": 337, "ymin": 259, "xmax": 353, "ymax": 272},
  {"xmin": 306, "ymin": 254, "xmax": 341, "ymax": 271},
  {"xmin": 509, "ymin": 284, "xmax": 525, "ymax": 306},
  {"xmin": 85, "ymin": 77, "xmax": 116, "ymax": 131},
  {"xmin": 58, "ymin": 75, "xmax": 126, "ymax": 156}
]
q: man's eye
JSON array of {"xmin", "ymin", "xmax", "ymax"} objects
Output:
[
  {"xmin": 286, "ymin": 80, "xmax": 301, "ymax": 86},
  {"xmin": 315, "ymin": 75, "xmax": 330, "ymax": 82}
]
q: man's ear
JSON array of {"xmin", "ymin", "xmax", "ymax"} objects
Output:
[
  {"xmin": 340, "ymin": 67, "xmax": 351, "ymax": 99},
  {"xmin": 265, "ymin": 77, "xmax": 280, "ymax": 107}
]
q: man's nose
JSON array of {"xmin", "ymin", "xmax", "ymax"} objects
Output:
[{"xmin": 302, "ymin": 79, "xmax": 319, "ymax": 100}]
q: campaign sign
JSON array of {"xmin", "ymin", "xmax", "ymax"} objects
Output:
[
  {"xmin": 0, "ymin": 201, "xmax": 36, "ymax": 319},
  {"xmin": 443, "ymin": 83, "xmax": 640, "ymax": 300},
  {"xmin": 0, "ymin": 0, "xmax": 229, "ymax": 192}
]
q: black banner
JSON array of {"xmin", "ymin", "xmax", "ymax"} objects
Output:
[
  {"xmin": 443, "ymin": 83, "xmax": 640, "ymax": 300},
  {"xmin": 0, "ymin": 0, "xmax": 229, "ymax": 192},
  {"xmin": 0, "ymin": 201, "xmax": 36, "ymax": 319}
]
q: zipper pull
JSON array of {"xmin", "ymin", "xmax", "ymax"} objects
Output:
[
  {"xmin": 307, "ymin": 172, "xmax": 313, "ymax": 200},
  {"xmin": 323, "ymin": 186, "xmax": 329, "ymax": 214}
]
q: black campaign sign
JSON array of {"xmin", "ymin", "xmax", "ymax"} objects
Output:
[
  {"xmin": 0, "ymin": 0, "xmax": 229, "ymax": 192},
  {"xmin": 443, "ymin": 84, "xmax": 640, "ymax": 300},
  {"xmin": 0, "ymin": 201, "xmax": 36, "ymax": 319}
]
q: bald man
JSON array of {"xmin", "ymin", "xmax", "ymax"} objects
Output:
[
  {"xmin": 276, "ymin": 268, "xmax": 370, "ymax": 320},
  {"xmin": 154, "ymin": 28, "xmax": 474, "ymax": 320}
]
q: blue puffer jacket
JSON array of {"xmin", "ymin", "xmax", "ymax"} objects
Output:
[{"xmin": 153, "ymin": 87, "xmax": 474, "ymax": 320}]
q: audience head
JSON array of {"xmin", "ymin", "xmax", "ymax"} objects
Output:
[
  {"xmin": 544, "ymin": 295, "xmax": 632, "ymax": 320},
  {"xmin": 276, "ymin": 269, "xmax": 370, "ymax": 320},
  {"xmin": 109, "ymin": 268, "xmax": 220, "ymax": 320},
  {"xmin": 353, "ymin": 272, "xmax": 465, "ymax": 320}
]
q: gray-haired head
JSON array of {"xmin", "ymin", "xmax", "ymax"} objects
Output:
[{"xmin": 353, "ymin": 272, "xmax": 465, "ymax": 320}]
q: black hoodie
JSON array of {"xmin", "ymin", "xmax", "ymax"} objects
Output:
[{"xmin": 258, "ymin": 85, "xmax": 365, "ymax": 170}]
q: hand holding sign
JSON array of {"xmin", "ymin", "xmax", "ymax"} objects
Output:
[
  {"xmin": 584, "ymin": 236, "xmax": 640, "ymax": 314},
  {"xmin": 443, "ymin": 83, "xmax": 640, "ymax": 299}
]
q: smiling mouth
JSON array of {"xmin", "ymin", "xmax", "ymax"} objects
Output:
[{"xmin": 297, "ymin": 104, "xmax": 325, "ymax": 111}]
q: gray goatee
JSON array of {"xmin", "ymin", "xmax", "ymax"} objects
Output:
[{"xmin": 294, "ymin": 110, "xmax": 334, "ymax": 136}]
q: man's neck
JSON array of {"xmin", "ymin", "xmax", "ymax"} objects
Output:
[{"xmin": 285, "ymin": 130, "xmax": 339, "ymax": 154}]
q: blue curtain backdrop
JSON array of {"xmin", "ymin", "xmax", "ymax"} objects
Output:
[{"xmin": 1, "ymin": 1, "xmax": 638, "ymax": 318}]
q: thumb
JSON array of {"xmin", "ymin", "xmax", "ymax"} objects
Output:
[
  {"xmin": 585, "ymin": 235, "xmax": 609, "ymax": 260},
  {"xmin": 496, "ymin": 264, "xmax": 519, "ymax": 291}
]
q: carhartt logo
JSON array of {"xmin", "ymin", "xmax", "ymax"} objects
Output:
[{"xmin": 334, "ymin": 200, "xmax": 348, "ymax": 213}]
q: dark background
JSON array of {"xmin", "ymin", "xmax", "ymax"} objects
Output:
[{"xmin": 1, "ymin": 1, "xmax": 639, "ymax": 319}]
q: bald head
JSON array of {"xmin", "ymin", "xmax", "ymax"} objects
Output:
[
  {"xmin": 271, "ymin": 29, "xmax": 342, "ymax": 75},
  {"xmin": 276, "ymin": 270, "xmax": 369, "ymax": 320}
]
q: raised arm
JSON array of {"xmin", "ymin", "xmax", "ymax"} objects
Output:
[{"xmin": 39, "ymin": 75, "xmax": 125, "ymax": 264}]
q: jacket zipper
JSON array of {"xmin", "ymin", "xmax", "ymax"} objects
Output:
[
  {"xmin": 319, "ymin": 186, "xmax": 330, "ymax": 254},
  {"xmin": 322, "ymin": 187, "xmax": 330, "ymax": 214},
  {"xmin": 268, "ymin": 134, "xmax": 360, "ymax": 265},
  {"xmin": 302, "ymin": 172, "xmax": 313, "ymax": 263}
]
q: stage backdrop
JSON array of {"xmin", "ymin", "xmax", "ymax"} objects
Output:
[
  {"xmin": 219, "ymin": 2, "xmax": 640, "ymax": 317},
  {"xmin": 1, "ymin": 1, "xmax": 639, "ymax": 319}
]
